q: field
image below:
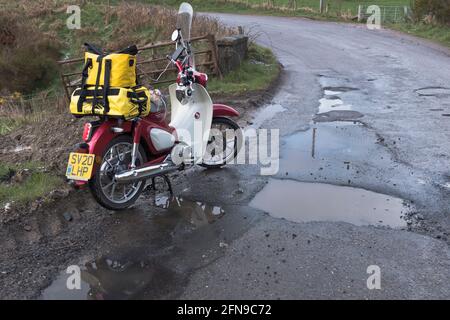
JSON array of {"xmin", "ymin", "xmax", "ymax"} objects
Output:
[{"xmin": 147, "ymin": 0, "xmax": 412, "ymax": 16}]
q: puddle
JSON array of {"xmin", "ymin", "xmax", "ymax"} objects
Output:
[
  {"xmin": 314, "ymin": 110, "xmax": 363, "ymax": 122},
  {"xmin": 318, "ymin": 97, "xmax": 352, "ymax": 113},
  {"xmin": 41, "ymin": 257, "xmax": 178, "ymax": 300},
  {"xmin": 152, "ymin": 194, "xmax": 225, "ymax": 228},
  {"xmin": 250, "ymin": 179, "xmax": 410, "ymax": 228},
  {"xmin": 250, "ymin": 103, "xmax": 286, "ymax": 128},
  {"xmin": 281, "ymin": 121, "xmax": 383, "ymax": 174},
  {"xmin": 41, "ymin": 195, "xmax": 226, "ymax": 300},
  {"xmin": 317, "ymin": 86, "xmax": 356, "ymax": 117}
]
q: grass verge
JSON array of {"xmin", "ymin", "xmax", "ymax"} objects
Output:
[
  {"xmin": 0, "ymin": 162, "xmax": 62, "ymax": 207},
  {"xmin": 208, "ymin": 44, "xmax": 280, "ymax": 95},
  {"xmin": 388, "ymin": 22, "xmax": 450, "ymax": 48}
]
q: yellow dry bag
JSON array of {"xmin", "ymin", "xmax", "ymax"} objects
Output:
[{"xmin": 69, "ymin": 43, "xmax": 150, "ymax": 119}]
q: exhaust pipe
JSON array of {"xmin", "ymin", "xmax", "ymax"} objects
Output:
[{"xmin": 114, "ymin": 160, "xmax": 180, "ymax": 184}]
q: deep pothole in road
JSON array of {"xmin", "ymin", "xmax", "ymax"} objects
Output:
[
  {"xmin": 249, "ymin": 83, "xmax": 414, "ymax": 228},
  {"xmin": 41, "ymin": 255, "xmax": 182, "ymax": 300},
  {"xmin": 249, "ymin": 120, "xmax": 414, "ymax": 228},
  {"xmin": 41, "ymin": 194, "xmax": 227, "ymax": 300},
  {"xmin": 314, "ymin": 86, "xmax": 363, "ymax": 122},
  {"xmin": 249, "ymin": 178, "xmax": 412, "ymax": 228}
]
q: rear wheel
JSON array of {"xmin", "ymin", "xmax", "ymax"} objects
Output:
[
  {"xmin": 201, "ymin": 117, "xmax": 242, "ymax": 169},
  {"xmin": 89, "ymin": 135, "xmax": 147, "ymax": 210}
]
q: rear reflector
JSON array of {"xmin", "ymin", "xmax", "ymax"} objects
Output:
[{"xmin": 82, "ymin": 123, "xmax": 93, "ymax": 142}]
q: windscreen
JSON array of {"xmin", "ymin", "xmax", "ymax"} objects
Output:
[{"xmin": 176, "ymin": 2, "xmax": 193, "ymax": 42}]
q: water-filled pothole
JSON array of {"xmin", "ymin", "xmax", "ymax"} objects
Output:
[
  {"xmin": 250, "ymin": 179, "xmax": 411, "ymax": 228},
  {"xmin": 281, "ymin": 121, "xmax": 387, "ymax": 174},
  {"xmin": 41, "ymin": 195, "xmax": 226, "ymax": 300},
  {"xmin": 318, "ymin": 97, "xmax": 352, "ymax": 113},
  {"xmin": 41, "ymin": 257, "xmax": 178, "ymax": 300},
  {"xmin": 316, "ymin": 86, "xmax": 363, "ymax": 122},
  {"xmin": 153, "ymin": 194, "xmax": 225, "ymax": 227}
]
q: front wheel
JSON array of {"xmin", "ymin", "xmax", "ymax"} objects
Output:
[
  {"xmin": 89, "ymin": 135, "xmax": 147, "ymax": 210},
  {"xmin": 201, "ymin": 117, "xmax": 242, "ymax": 169}
]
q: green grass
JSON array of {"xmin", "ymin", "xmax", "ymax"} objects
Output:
[
  {"xmin": 0, "ymin": 118, "xmax": 20, "ymax": 135},
  {"xmin": 208, "ymin": 44, "xmax": 280, "ymax": 95},
  {"xmin": 389, "ymin": 22, "xmax": 450, "ymax": 48},
  {"xmin": 0, "ymin": 162, "xmax": 62, "ymax": 206},
  {"xmin": 146, "ymin": 0, "xmax": 411, "ymax": 16}
]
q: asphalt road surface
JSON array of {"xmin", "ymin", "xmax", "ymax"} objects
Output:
[{"xmin": 37, "ymin": 14, "xmax": 450, "ymax": 299}]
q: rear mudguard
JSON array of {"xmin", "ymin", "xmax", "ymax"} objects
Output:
[
  {"xmin": 88, "ymin": 121, "xmax": 132, "ymax": 160},
  {"xmin": 213, "ymin": 104, "xmax": 239, "ymax": 118},
  {"xmin": 72, "ymin": 121, "xmax": 133, "ymax": 186}
]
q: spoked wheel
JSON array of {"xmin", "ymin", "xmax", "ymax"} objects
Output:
[
  {"xmin": 89, "ymin": 135, "xmax": 147, "ymax": 210},
  {"xmin": 201, "ymin": 117, "xmax": 242, "ymax": 169}
]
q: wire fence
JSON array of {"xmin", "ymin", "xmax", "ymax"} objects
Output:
[
  {"xmin": 357, "ymin": 5, "xmax": 412, "ymax": 23},
  {"xmin": 214, "ymin": 0, "xmax": 413, "ymax": 21}
]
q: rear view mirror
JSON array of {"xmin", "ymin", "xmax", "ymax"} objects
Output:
[{"xmin": 171, "ymin": 30, "xmax": 180, "ymax": 42}]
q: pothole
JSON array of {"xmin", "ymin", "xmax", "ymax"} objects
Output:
[
  {"xmin": 318, "ymin": 97, "xmax": 352, "ymax": 113},
  {"xmin": 280, "ymin": 121, "xmax": 390, "ymax": 175},
  {"xmin": 316, "ymin": 85, "xmax": 362, "ymax": 121},
  {"xmin": 41, "ymin": 257, "xmax": 178, "ymax": 300},
  {"xmin": 153, "ymin": 194, "xmax": 225, "ymax": 227},
  {"xmin": 415, "ymin": 87, "xmax": 450, "ymax": 98},
  {"xmin": 314, "ymin": 110, "xmax": 364, "ymax": 122},
  {"xmin": 41, "ymin": 194, "xmax": 226, "ymax": 300},
  {"xmin": 250, "ymin": 179, "xmax": 412, "ymax": 228},
  {"xmin": 323, "ymin": 86, "xmax": 359, "ymax": 92}
]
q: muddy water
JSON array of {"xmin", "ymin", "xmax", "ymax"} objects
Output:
[
  {"xmin": 250, "ymin": 179, "xmax": 410, "ymax": 228},
  {"xmin": 41, "ymin": 196, "xmax": 227, "ymax": 300}
]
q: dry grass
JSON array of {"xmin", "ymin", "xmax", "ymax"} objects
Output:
[
  {"xmin": 0, "ymin": 90, "xmax": 66, "ymax": 134},
  {"xmin": 0, "ymin": 0, "xmax": 236, "ymax": 133},
  {"xmin": 107, "ymin": 2, "xmax": 234, "ymax": 50}
]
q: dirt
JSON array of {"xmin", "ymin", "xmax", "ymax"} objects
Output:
[{"xmin": 0, "ymin": 69, "xmax": 282, "ymax": 299}]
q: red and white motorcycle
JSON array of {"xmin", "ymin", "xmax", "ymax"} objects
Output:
[{"xmin": 66, "ymin": 3, "xmax": 242, "ymax": 210}]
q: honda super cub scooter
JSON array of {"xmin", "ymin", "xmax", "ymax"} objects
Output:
[{"xmin": 66, "ymin": 2, "xmax": 242, "ymax": 210}]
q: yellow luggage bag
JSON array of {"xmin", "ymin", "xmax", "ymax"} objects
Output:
[{"xmin": 69, "ymin": 43, "xmax": 150, "ymax": 119}]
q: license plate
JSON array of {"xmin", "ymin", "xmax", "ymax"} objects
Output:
[{"xmin": 66, "ymin": 152, "xmax": 95, "ymax": 181}]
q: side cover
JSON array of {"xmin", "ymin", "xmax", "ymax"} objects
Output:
[{"xmin": 169, "ymin": 83, "xmax": 213, "ymax": 163}]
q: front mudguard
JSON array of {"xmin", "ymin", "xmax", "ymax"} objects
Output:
[{"xmin": 213, "ymin": 104, "xmax": 239, "ymax": 118}]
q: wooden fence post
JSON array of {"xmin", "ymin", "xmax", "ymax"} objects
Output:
[
  {"xmin": 208, "ymin": 34, "xmax": 222, "ymax": 79},
  {"xmin": 320, "ymin": 0, "xmax": 326, "ymax": 14}
]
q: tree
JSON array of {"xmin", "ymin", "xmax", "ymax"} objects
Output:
[{"xmin": 413, "ymin": 0, "xmax": 450, "ymax": 24}]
